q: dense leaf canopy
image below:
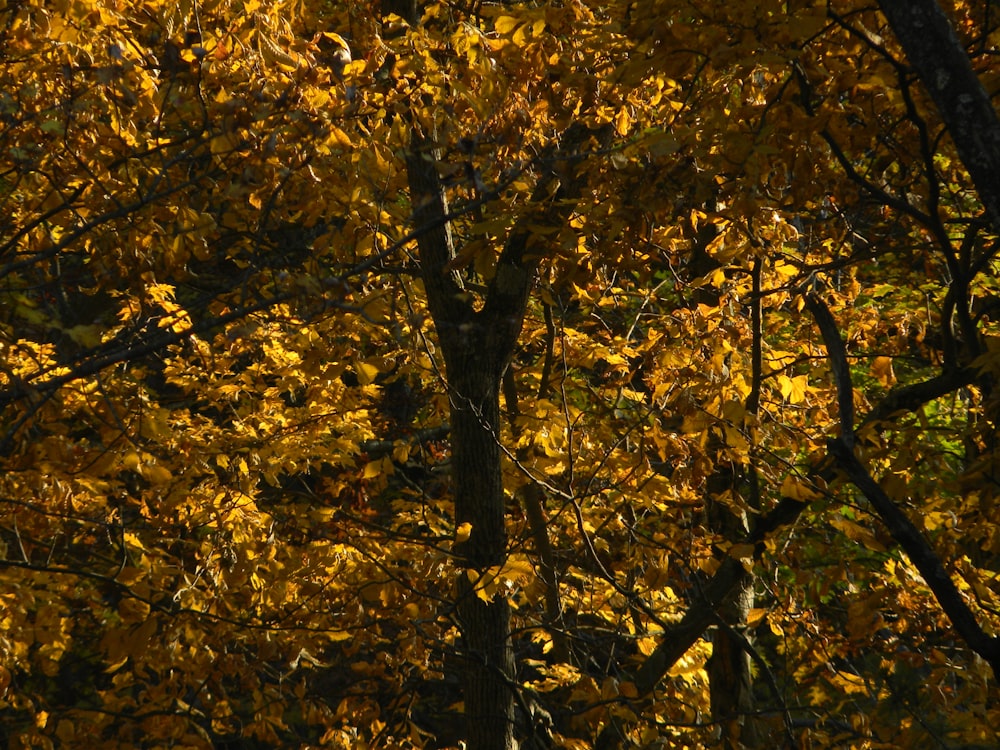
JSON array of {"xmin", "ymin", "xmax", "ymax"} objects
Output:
[{"xmin": 2, "ymin": 0, "xmax": 1000, "ymax": 748}]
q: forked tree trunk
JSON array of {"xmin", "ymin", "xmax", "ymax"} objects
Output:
[
  {"xmin": 380, "ymin": 0, "xmax": 518, "ymax": 739},
  {"xmin": 403, "ymin": 137, "xmax": 520, "ymax": 747},
  {"xmin": 396, "ymin": 18, "xmax": 608, "ymax": 732}
]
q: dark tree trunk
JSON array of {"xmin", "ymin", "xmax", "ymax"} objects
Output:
[
  {"xmin": 877, "ymin": 0, "xmax": 1000, "ymax": 230},
  {"xmin": 403, "ymin": 137, "xmax": 519, "ymax": 748},
  {"xmin": 402, "ymin": 93, "xmax": 610, "ymax": 746},
  {"xmin": 447, "ymin": 352, "xmax": 517, "ymax": 750},
  {"xmin": 705, "ymin": 494, "xmax": 757, "ymax": 749}
]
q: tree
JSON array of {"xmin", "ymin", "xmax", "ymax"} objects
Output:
[{"xmin": 3, "ymin": 1, "xmax": 1000, "ymax": 749}]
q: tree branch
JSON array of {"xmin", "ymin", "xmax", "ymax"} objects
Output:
[
  {"xmin": 860, "ymin": 367, "xmax": 976, "ymax": 431},
  {"xmin": 631, "ymin": 493, "xmax": 810, "ymax": 698},
  {"xmin": 404, "ymin": 134, "xmax": 472, "ymax": 329},
  {"xmin": 807, "ymin": 291, "xmax": 1000, "ymax": 679},
  {"xmin": 479, "ymin": 123, "xmax": 614, "ymax": 364},
  {"xmin": 827, "ymin": 438, "xmax": 1000, "ymax": 678},
  {"xmin": 804, "ymin": 293, "xmax": 854, "ymax": 447}
]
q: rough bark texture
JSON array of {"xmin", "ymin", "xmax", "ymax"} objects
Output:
[
  {"xmin": 877, "ymin": 0, "xmax": 1000, "ymax": 230},
  {"xmin": 450, "ymin": 362, "xmax": 517, "ymax": 750},
  {"xmin": 707, "ymin": 579, "xmax": 756, "ymax": 747}
]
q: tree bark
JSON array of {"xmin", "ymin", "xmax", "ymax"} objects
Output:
[
  {"xmin": 450, "ymin": 359, "xmax": 517, "ymax": 750},
  {"xmin": 706, "ymin": 260, "xmax": 766, "ymax": 747},
  {"xmin": 877, "ymin": 0, "xmax": 1000, "ymax": 231},
  {"xmin": 705, "ymin": 479, "xmax": 758, "ymax": 749}
]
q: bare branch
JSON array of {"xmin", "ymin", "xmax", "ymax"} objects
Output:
[{"xmin": 804, "ymin": 293, "xmax": 855, "ymax": 447}]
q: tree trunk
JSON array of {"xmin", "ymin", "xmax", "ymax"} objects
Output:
[
  {"xmin": 403, "ymin": 138, "xmax": 519, "ymax": 747},
  {"xmin": 447, "ymin": 353, "xmax": 517, "ymax": 750},
  {"xmin": 877, "ymin": 0, "xmax": 1000, "ymax": 231},
  {"xmin": 402, "ymin": 104, "xmax": 528, "ymax": 745},
  {"xmin": 705, "ymin": 473, "xmax": 758, "ymax": 749},
  {"xmin": 402, "ymin": 97, "xmax": 608, "ymax": 746},
  {"xmin": 686, "ymin": 224, "xmax": 761, "ymax": 747},
  {"xmin": 708, "ymin": 596, "xmax": 755, "ymax": 747}
]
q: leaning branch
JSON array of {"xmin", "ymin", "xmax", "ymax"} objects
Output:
[
  {"xmin": 860, "ymin": 366, "xmax": 976, "ymax": 431},
  {"xmin": 807, "ymin": 292, "xmax": 1000, "ymax": 680},
  {"xmin": 804, "ymin": 294, "xmax": 854, "ymax": 448},
  {"xmin": 632, "ymin": 493, "xmax": 810, "ymax": 698},
  {"xmin": 480, "ymin": 123, "xmax": 614, "ymax": 362},
  {"xmin": 827, "ymin": 439, "xmax": 1000, "ymax": 678}
]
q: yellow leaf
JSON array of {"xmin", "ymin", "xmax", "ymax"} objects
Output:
[
  {"xmin": 362, "ymin": 459, "xmax": 384, "ymax": 479},
  {"xmin": 500, "ymin": 555, "xmax": 534, "ymax": 582},
  {"xmin": 615, "ymin": 107, "xmax": 631, "ymax": 137},
  {"xmin": 495, "ymin": 15, "xmax": 519, "ymax": 34},
  {"xmin": 316, "ymin": 31, "xmax": 348, "ymax": 50},
  {"xmin": 104, "ymin": 656, "xmax": 129, "ymax": 674},
  {"xmin": 746, "ymin": 608, "xmax": 767, "ymax": 627},
  {"xmin": 65, "ymin": 324, "xmax": 103, "ymax": 347},
  {"xmin": 830, "ymin": 514, "xmax": 887, "ymax": 551},
  {"xmin": 871, "ymin": 356, "xmax": 895, "ymax": 386},
  {"xmin": 780, "ymin": 474, "xmax": 820, "ymax": 501},
  {"xmin": 141, "ymin": 463, "xmax": 172, "ymax": 484},
  {"xmin": 773, "ymin": 260, "xmax": 799, "ymax": 277},
  {"xmin": 826, "ymin": 670, "xmax": 870, "ymax": 695},
  {"xmin": 728, "ymin": 543, "xmax": 755, "ymax": 561},
  {"xmin": 455, "ymin": 522, "xmax": 473, "ymax": 543},
  {"xmin": 699, "ymin": 556, "xmax": 721, "ymax": 575},
  {"xmin": 210, "ymin": 134, "xmax": 234, "ymax": 155},
  {"xmin": 356, "ymin": 361, "xmax": 381, "ymax": 385},
  {"xmin": 327, "ymin": 126, "xmax": 353, "ymax": 150},
  {"xmin": 310, "ymin": 508, "xmax": 336, "ymax": 523},
  {"xmin": 393, "ymin": 442, "xmax": 411, "ymax": 463},
  {"xmin": 778, "ymin": 374, "xmax": 808, "ymax": 404},
  {"xmin": 923, "ymin": 511, "xmax": 955, "ymax": 531},
  {"xmin": 618, "ymin": 681, "xmax": 638, "ymax": 699}
]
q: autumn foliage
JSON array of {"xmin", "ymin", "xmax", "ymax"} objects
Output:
[{"xmin": 2, "ymin": 0, "xmax": 1000, "ymax": 748}]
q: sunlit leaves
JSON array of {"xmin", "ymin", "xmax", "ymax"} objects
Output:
[{"xmin": 3, "ymin": 0, "xmax": 1000, "ymax": 747}]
